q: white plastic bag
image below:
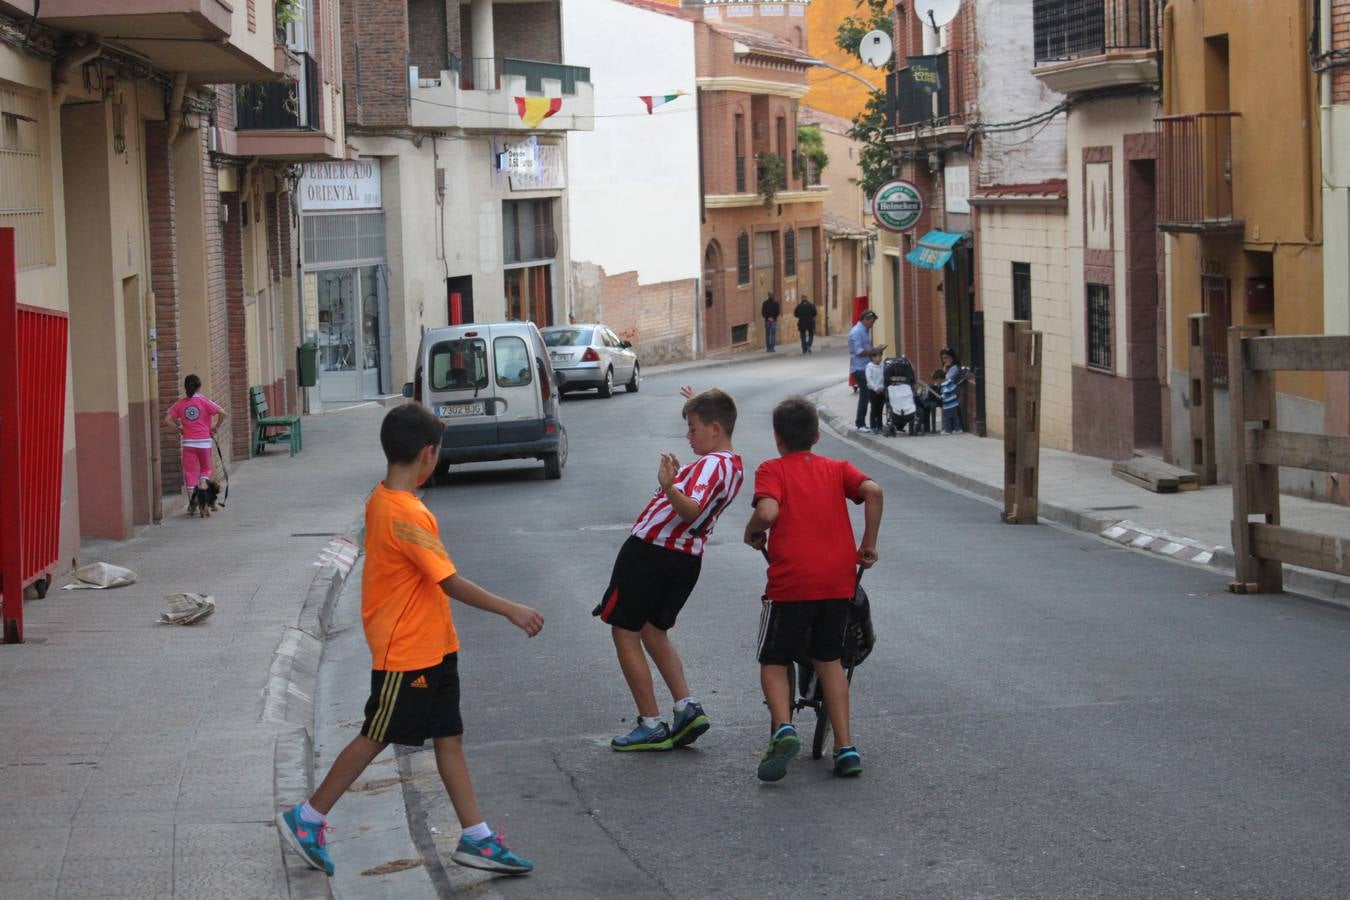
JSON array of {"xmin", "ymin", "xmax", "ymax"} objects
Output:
[
  {"xmin": 158, "ymin": 592, "xmax": 216, "ymax": 625},
  {"xmin": 61, "ymin": 562, "xmax": 138, "ymax": 590}
]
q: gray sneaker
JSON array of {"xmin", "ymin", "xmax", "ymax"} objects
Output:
[
  {"xmin": 756, "ymin": 724, "xmax": 801, "ymax": 782},
  {"xmin": 671, "ymin": 702, "xmax": 710, "ymax": 748},
  {"xmin": 611, "ymin": 721, "xmax": 674, "ymax": 752}
]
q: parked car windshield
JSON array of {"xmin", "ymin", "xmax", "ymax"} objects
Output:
[
  {"xmin": 429, "ymin": 338, "xmax": 489, "ymax": 391},
  {"xmin": 542, "ymin": 328, "xmax": 593, "ymax": 347}
]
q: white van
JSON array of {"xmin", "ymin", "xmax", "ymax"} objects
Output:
[{"xmin": 402, "ymin": 322, "xmax": 567, "ymax": 479}]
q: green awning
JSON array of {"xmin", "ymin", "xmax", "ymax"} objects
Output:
[{"xmin": 904, "ymin": 230, "xmax": 964, "ymax": 270}]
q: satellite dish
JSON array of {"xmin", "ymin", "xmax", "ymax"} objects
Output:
[
  {"xmin": 915, "ymin": 0, "xmax": 960, "ymax": 30},
  {"xmin": 859, "ymin": 30, "xmax": 893, "ymax": 69}
]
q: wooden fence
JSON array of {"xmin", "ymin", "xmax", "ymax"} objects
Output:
[
  {"xmin": 1002, "ymin": 320, "xmax": 1042, "ymax": 524},
  {"xmin": 1228, "ymin": 329, "xmax": 1350, "ymax": 593}
]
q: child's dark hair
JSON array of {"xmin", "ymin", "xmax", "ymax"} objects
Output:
[
  {"xmin": 184, "ymin": 374, "xmax": 201, "ymax": 397},
  {"xmin": 683, "ymin": 388, "xmax": 737, "ymax": 436},
  {"xmin": 772, "ymin": 396, "xmax": 818, "ymax": 452},
  {"xmin": 381, "ymin": 404, "xmax": 445, "ymax": 465},
  {"xmin": 931, "ymin": 368, "xmax": 945, "ymax": 380},
  {"xmin": 940, "ymin": 347, "xmax": 960, "ymax": 366}
]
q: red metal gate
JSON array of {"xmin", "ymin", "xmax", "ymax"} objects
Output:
[{"xmin": 0, "ymin": 228, "xmax": 70, "ymax": 643}]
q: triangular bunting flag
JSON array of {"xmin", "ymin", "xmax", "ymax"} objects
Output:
[
  {"xmin": 639, "ymin": 92, "xmax": 685, "ymax": 114},
  {"xmin": 514, "ymin": 97, "xmax": 563, "ymax": 128}
]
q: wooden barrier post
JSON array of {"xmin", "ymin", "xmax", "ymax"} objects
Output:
[
  {"xmin": 1187, "ymin": 313, "xmax": 1217, "ymax": 485},
  {"xmin": 1228, "ymin": 325, "xmax": 1282, "ymax": 593},
  {"xmin": 1002, "ymin": 320, "xmax": 1042, "ymax": 524}
]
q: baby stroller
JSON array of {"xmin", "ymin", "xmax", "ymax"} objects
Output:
[
  {"xmin": 880, "ymin": 356, "xmax": 918, "ymax": 437},
  {"xmin": 912, "ymin": 382, "xmax": 940, "ymax": 435}
]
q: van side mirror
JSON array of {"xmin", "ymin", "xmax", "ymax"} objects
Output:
[{"xmin": 402, "ymin": 382, "xmax": 414, "ymax": 398}]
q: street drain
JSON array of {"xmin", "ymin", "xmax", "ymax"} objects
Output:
[
  {"xmin": 1088, "ymin": 505, "xmax": 1141, "ymax": 512},
  {"xmin": 290, "ymin": 532, "xmax": 336, "ymax": 537}
]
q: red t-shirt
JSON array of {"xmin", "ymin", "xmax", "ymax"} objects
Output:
[{"xmin": 754, "ymin": 452, "xmax": 869, "ymax": 601}]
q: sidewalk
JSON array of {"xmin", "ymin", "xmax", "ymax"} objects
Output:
[
  {"xmin": 0, "ymin": 403, "xmax": 385, "ymax": 899},
  {"xmin": 814, "ymin": 380, "xmax": 1350, "ymax": 607}
]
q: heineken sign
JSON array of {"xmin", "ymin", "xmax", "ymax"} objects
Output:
[{"xmin": 873, "ymin": 179, "xmax": 924, "ymax": 232}]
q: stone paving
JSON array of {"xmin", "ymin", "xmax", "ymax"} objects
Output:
[
  {"xmin": 0, "ymin": 402, "xmax": 385, "ymax": 899},
  {"xmin": 814, "ymin": 379, "xmax": 1350, "ymax": 606}
]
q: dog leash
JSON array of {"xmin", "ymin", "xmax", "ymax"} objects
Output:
[{"xmin": 212, "ymin": 434, "xmax": 230, "ymax": 508}]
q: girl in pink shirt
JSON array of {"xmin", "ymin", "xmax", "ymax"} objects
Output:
[{"xmin": 164, "ymin": 374, "xmax": 227, "ymax": 496}]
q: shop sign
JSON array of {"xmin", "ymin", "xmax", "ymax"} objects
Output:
[
  {"xmin": 300, "ymin": 160, "xmax": 381, "ymax": 211},
  {"xmin": 873, "ymin": 179, "xmax": 924, "ymax": 232},
  {"xmin": 501, "ymin": 136, "xmax": 539, "ymax": 177}
]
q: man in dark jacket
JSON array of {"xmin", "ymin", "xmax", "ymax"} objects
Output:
[
  {"xmin": 761, "ymin": 293, "xmax": 780, "ymax": 352},
  {"xmin": 793, "ymin": 296, "xmax": 818, "ymax": 354}
]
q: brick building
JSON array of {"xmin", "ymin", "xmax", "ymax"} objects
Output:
[
  {"xmin": 1320, "ymin": 0, "xmax": 1350, "ymax": 503},
  {"xmin": 336, "ymin": 0, "xmax": 594, "ymax": 397},
  {"xmin": 690, "ymin": 0, "xmax": 828, "ymax": 354},
  {"xmin": 1, "ymin": 0, "xmax": 332, "ymax": 558}
]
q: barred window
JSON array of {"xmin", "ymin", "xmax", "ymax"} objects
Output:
[
  {"xmin": 784, "ymin": 229, "xmax": 796, "ymax": 277},
  {"xmin": 736, "ymin": 232, "xmax": 750, "ymax": 285},
  {"xmin": 1087, "ymin": 283, "xmax": 1112, "ymax": 370},
  {"xmin": 0, "ymin": 85, "xmax": 54, "ymax": 269}
]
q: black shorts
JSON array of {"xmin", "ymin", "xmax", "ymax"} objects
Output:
[
  {"xmin": 756, "ymin": 598, "xmax": 850, "ymax": 666},
  {"xmin": 593, "ymin": 536, "xmax": 702, "ymax": 632},
  {"xmin": 360, "ymin": 653, "xmax": 462, "ymax": 746}
]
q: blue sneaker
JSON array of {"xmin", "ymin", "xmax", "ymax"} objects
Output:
[
  {"xmin": 611, "ymin": 721, "xmax": 674, "ymax": 751},
  {"xmin": 756, "ymin": 723, "xmax": 801, "ymax": 782},
  {"xmin": 277, "ymin": 804, "xmax": 334, "ymax": 876},
  {"xmin": 670, "ymin": 702, "xmax": 710, "ymax": 748},
  {"xmin": 452, "ymin": 831, "xmax": 534, "ymax": 874},
  {"xmin": 833, "ymin": 745, "xmax": 863, "ymax": 777}
]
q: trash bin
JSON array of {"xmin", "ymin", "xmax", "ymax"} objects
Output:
[{"xmin": 297, "ymin": 342, "xmax": 318, "ymax": 388}]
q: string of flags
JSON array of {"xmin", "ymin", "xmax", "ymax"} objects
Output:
[{"xmin": 511, "ymin": 91, "xmax": 688, "ymax": 126}]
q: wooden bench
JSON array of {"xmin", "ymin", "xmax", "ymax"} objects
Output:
[{"xmin": 250, "ymin": 385, "xmax": 301, "ymax": 457}]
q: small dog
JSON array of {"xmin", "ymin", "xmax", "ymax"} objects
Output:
[{"xmin": 188, "ymin": 479, "xmax": 222, "ymax": 518}]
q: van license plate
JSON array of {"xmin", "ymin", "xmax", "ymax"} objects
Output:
[{"xmin": 437, "ymin": 402, "xmax": 485, "ymax": 418}]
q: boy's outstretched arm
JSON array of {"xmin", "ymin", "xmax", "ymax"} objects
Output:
[
  {"xmin": 743, "ymin": 498, "xmax": 779, "ymax": 551},
  {"xmin": 857, "ymin": 480, "xmax": 883, "ymax": 567},
  {"xmin": 439, "ymin": 574, "xmax": 544, "ymax": 637}
]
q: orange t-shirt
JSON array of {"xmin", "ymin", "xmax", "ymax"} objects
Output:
[{"xmin": 362, "ymin": 483, "xmax": 459, "ymax": 671}]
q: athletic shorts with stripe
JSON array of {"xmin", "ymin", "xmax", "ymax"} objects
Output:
[
  {"xmin": 360, "ymin": 653, "xmax": 462, "ymax": 745},
  {"xmin": 593, "ymin": 535, "xmax": 702, "ymax": 632},
  {"xmin": 757, "ymin": 598, "xmax": 850, "ymax": 666}
]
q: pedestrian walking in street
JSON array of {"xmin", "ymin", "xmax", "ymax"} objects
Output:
[
  {"xmin": 762, "ymin": 292, "xmax": 780, "ymax": 352},
  {"xmin": 940, "ymin": 348, "xmax": 964, "ymax": 434},
  {"xmin": 278, "ymin": 404, "xmax": 545, "ymax": 879},
  {"xmin": 743, "ymin": 396, "xmax": 882, "ymax": 782},
  {"xmin": 593, "ymin": 386, "xmax": 744, "ymax": 751},
  {"xmin": 849, "ymin": 310, "xmax": 878, "ymax": 430},
  {"xmin": 864, "ymin": 347, "xmax": 887, "ymax": 433},
  {"xmin": 163, "ymin": 374, "xmax": 227, "ymax": 509},
  {"xmin": 793, "ymin": 295, "xmax": 817, "ymax": 354}
]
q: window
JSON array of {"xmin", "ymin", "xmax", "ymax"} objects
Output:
[
  {"xmin": 784, "ymin": 230, "xmax": 797, "ymax": 277},
  {"xmin": 1087, "ymin": 283, "xmax": 1112, "ymax": 370},
  {"xmin": 429, "ymin": 338, "xmax": 489, "ymax": 391},
  {"xmin": 736, "ymin": 232, "xmax": 750, "ymax": 285},
  {"xmin": 493, "ymin": 335, "xmax": 532, "ymax": 387},
  {"xmin": 1012, "ymin": 262, "xmax": 1032, "ymax": 322},
  {"xmin": 542, "ymin": 327, "xmax": 592, "ymax": 347},
  {"xmin": 0, "ymin": 85, "xmax": 53, "ymax": 269},
  {"xmin": 502, "ymin": 199, "xmax": 556, "ymax": 264}
]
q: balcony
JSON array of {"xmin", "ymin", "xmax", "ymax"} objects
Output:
[
  {"xmin": 1032, "ymin": 0, "xmax": 1159, "ymax": 94},
  {"xmin": 234, "ymin": 53, "xmax": 343, "ymax": 160},
  {"xmin": 885, "ymin": 50, "xmax": 968, "ymax": 149},
  {"xmin": 1156, "ymin": 112, "xmax": 1244, "ymax": 234},
  {"xmin": 410, "ymin": 57, "xmax": 594, "ymax": 132},
  {"xmin": 42, "ymin": 0, "xmax": 279, "ymax": 83}
]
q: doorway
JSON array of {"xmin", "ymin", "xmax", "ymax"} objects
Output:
[
  {"xmin": 316, "ymin": 264, "xmax": 384, "ymax": 401},
  {"xmin": 503, "ymin": 264, "xmax": 554, "ymax": 325},
  {"xmin": 1126, "ymin": 158, "xmax": 1163, "ymax": 450},
  {"xmin": 703, "ymin": 241, "xmax": 727, "ymax": 352}
]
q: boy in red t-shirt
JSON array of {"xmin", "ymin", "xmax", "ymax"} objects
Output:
[{"xmin": 743, "ymin": 396, "xmax": 883, "ymax": 782}]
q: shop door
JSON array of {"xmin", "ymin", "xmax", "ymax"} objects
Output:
[
  {"xmin": 358, "ymin": 264, "xmax": 383, "ymax": 397},
  {"xmin": 753, "ymin": 231, "xmax": 777, "ymax": 318},
  {"xmin": 318, "ymin": 266, "xmax": 385, "ymax": 401}
]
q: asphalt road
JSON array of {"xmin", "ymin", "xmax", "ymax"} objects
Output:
[{"xmin": 375, "ymin": 349, "xmax": 1348, "ymax": 898}]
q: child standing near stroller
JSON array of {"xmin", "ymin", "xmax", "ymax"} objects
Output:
[
  {"xmin": 939, "ymin": 349, "xmax": 965, "ymax": 434},
  {"xmin": 862, "ymin": 347, "xmax": 886, "ymax": 434}
]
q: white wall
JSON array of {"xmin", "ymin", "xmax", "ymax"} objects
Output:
[
  {"xmin": 974, "ymin": 0, "xmax": 1067, "ymax": 187},
  {"xmin": 562, "ymin": 0, "xmax": 700, "ymax": 286}
]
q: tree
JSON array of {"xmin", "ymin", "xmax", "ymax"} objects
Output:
[
  {"xmin": 835, "ymin": 0, "xmax": 895, "ymax": 200},
  {"xmin": 796, "ymin": 125, "xmax": 829, "ymax": 183}
]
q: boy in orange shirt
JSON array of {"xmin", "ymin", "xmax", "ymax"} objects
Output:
[{"xmin": 278, "ymin": 404, "xmax": 545, "ymax": 877}]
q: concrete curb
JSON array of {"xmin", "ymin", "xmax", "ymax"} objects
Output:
[
  {"xmin": 813, "ymin": 392, "xmax": 1350, "ymax": 611},
  {"xmin": 270, "ymin": 516, "xmax": 367, "ymax": 899}
]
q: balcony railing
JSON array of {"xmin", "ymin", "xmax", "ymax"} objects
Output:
[
  {"xmin": 1033, "ymin": 0, "xmax": 1158, "ymax": 64},
  {"xmin": 735, "ymin": 155, "xmax": 747, "ymax": 192},
  {"xmin": 887, "ymin": 50, "xmax": 966, "ymax": 130},
  {"xmin": 1156, "ymin": 112, "xmax": 1243, "ymax": 233},
  {"xmin": 236, "ymin": 53, "xmax": 320, "ymax": 131}
]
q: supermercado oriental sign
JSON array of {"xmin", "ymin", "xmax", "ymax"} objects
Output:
[
  {"xmin": 300, "ymin": 160, "xmax": 381, "ymax": 212},
  {"xmin": 872, "ymin": 178, "xmax": 924, "ymax": 232}
]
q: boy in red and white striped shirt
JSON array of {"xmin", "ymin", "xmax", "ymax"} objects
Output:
[{"xmin": 593, "ymin": 386, "xmax": 743, "ymax": 751}]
